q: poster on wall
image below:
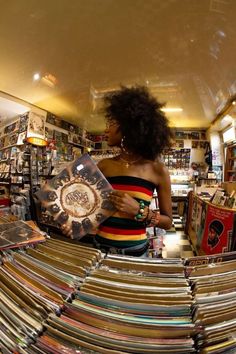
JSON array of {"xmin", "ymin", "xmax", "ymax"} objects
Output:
[
  {"xmin": 201, "ymin": 205, "xmax": 234, "ymax": 255},
  {"xmin": 27, "ymin": 111, "xmax": 46, "ymax": 139},
  {"xmin": 17, "ymin": 132, "xmax": 26, "ymax": 145}
]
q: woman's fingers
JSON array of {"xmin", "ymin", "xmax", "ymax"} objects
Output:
[
  {"xmin": 61, "ymin": 223, "xmax": 72, "ymax": 237},
  {"xmin": 110, "ymin": 191, "xmax": 139, "ymax": 215}
]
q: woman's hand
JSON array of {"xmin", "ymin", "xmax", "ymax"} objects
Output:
[
  {"xmin": 110, "ymin": 190, "xmax": 140, "ymax": 217},
  {"xmin": 61, "ymin": 224, "xmax": 73, "ymax": 238}
]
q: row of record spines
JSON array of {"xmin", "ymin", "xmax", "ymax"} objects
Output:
[{"xmin": 2, "ymin": 248, "xmax": 236, "ymax": 353}]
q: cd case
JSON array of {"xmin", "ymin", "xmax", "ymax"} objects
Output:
[{"xmin": 35, "ymin": 154, "xmax": 116, "ymax": 239}]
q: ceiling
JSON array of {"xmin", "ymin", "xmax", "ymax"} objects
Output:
[{"xmin": 0, "ymin": 0, "xmax": 236, "ymax": 133}]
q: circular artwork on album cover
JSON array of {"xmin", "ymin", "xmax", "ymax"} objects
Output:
[{"xmin": 36, "ymin": 154, "xmax": 115, "ymax": 239}]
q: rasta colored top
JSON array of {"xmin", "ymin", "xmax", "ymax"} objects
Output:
[{"xmin": 95, "ymin": 176, "xmax": 156, "ymax": 248}]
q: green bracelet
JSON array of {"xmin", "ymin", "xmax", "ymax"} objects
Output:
[{"xmin": 134, "ymin": 200, "xmax": 146, "ymax": 221}]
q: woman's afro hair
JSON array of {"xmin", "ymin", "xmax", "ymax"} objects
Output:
[{"xmin": 104, "ymin": 85, "xmax": 173, "ymax": 160}]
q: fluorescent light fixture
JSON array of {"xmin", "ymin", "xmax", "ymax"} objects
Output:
[
  {"xmin": 161, "ymin": 107, "xmax": 183, "ymax": 113},
  {"xmin": 41, "ymin": 73, "xmax": 58, "ymax": 88},
  {"xmin": 222, "ymin": 114, "xmax": 233, "ymax": 123},
  {"xmin": 222, "ymin": 126, "xmax": 236, "ymax": 143}
]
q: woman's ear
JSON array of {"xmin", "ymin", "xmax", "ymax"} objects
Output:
[
  {"xmin": 116, "ymin": 126, "xmax": 122, "ymax": 140},
  {"xmin": 116, "ymin": 125, "xmax": 121, "ymax": 133}
]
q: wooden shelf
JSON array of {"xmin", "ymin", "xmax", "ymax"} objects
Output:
[{"xmin": 224, "ymin": 144, "xmax": 236, "ymax": 181}]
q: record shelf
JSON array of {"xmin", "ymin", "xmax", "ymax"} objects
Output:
[
  {"xmin": 0, "ymin": 111, "xmax": 97, "ymax": 223},
  {"xmin": 2, "ymin": 231, "xmax": 236, "ymax": 354}
]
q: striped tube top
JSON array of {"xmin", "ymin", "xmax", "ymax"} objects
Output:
[{"xmin": 96, "ymin": 176, "xmax": 156, "ymax": 248}]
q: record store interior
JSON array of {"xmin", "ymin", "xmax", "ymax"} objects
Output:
[{"xmin": 1, "ymin": 1, "xmax": 236, "ymax": 353}]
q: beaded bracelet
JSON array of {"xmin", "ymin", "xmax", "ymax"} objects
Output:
[{"xmin": 134, "ymin": 200, "xmax": 146, "ymax": 221}]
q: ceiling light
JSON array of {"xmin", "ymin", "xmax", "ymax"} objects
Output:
[
  {"xmin": 161, "ymin": 107, "xmax": 183, "ymax": 113},
  {"xmin": 33, "ymin": 73, "xmax": 41, "ymax": 81},
  {"xmin": 222, "ymin": 114, "xmax": 233, "ymax": 122},
  {"xmin": 41, "ymin": 73, "xmax": 58, "ymax": 88},
  {"xmin": 232, "ymin": 101, "xmax": 236, "ymax": 105}
]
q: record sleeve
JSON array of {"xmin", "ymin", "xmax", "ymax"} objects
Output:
[
  {"xmin": 35, "ymin": 154, "xmax": 116, "ymax": 239},
  {"xmin": 0, "ymin": 221, "xmax": 45, "ymax": 250}
]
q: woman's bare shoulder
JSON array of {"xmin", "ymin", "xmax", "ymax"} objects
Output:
[
  {"xmin": 152, "ymin": 159, "xmax": 169, "ymax": 176},
  {"xmin": 147, "ymin": 160, "xmax": 170, "ymax": 186},
  {"xmin": 97, "ymin": 157, "xmax": 117, "ymax": 173}
]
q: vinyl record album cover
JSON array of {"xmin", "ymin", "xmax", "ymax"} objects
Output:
[
  {"xmin": 35, "ymin": 154, "xmax": 116, "ymax": 239},
  {"xmin": 0, "ymin": 221, "xmax": 46, "ymax": 250}
]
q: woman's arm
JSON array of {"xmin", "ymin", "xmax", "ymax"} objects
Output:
[{"xmin": 152, "ymin": 164, "xmax": 172, "ymax": 230}]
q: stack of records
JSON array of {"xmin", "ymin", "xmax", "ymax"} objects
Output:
[
  {"xmin": 31, "ymin": 238, "xmax": 102, "ymax": 278},
  {"xmin": 101, "ymin": 254, "xmax": 186, "ymax": 275},
  {"xmin": 0, "ymin": 239, "xmax": 102, "ymax": 353},
  {"xmin": 36, "ymin": 255, "xmax": 195, "ymax": 353},
  {"xmin": 1, "ymin": 258, "xmax": 57, "ymax": 353},
  {"xmin": 187, "ymin": 253, "xmax": 236, "ymax": 353}
]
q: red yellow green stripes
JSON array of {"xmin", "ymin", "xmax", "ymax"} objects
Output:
[
  {"xmin": 98, "ymin": 224, "xmax": 146, "ymax": 241},
  {"xmin": 111, "ymin": 183, "xmax": 153, "ymax": 202},
  {"xmin": 96, "ymin": 176, "xmax": 155, "ymax": 247}
]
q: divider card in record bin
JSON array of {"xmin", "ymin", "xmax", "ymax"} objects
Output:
[
  {"xmin": 201, "ymin": 204, "xmax": 234, "ymax": 255},
  {"xmin": 35, "ymin": 154, "xmax": 116, "ymax": 239}
]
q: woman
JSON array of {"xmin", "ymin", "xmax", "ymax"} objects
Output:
[{"xmin": 94, "ymin": 85, "xmax": 173, "ymax": 256}]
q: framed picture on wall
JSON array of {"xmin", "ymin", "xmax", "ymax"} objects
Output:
[
  {"xmin": 192, "ymin": 141, "xmax": 199, "ymax": 148},
  {"xmin": 191, "ymin": 132, "xmax": 200, "ymax": 140},
  {"xmin": 27, "ymin": 111, "xmax": 46, "ymax": 138}
]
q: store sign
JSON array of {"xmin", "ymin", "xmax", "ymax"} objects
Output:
[{"xmin": 26, "ymin": 137, "xmax": 48, "ymax": 146}]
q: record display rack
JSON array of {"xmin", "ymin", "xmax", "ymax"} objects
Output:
[
  {"xmin": 185, "ymin": 252, "xmax": 236, "ymax": 353},
  {"xmin": 224, "ymin": 143, "xmax": 236, "ymax": 182},
  {"xmin": 0, "ymin": 112, "xmax": 96, "ymax": 222},
  {"xmin": 2, "ymin": 235, "xmax": 236, "ymax": 354},
  {"xmin": 186, "ymin": 192, "xmax": 236, "ymax": 256}
]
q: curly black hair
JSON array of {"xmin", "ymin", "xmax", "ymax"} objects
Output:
[{"xmin": 104, "ymin": 86, "xmax": 173, "ymax": 160}]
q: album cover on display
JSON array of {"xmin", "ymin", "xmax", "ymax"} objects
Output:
[
  {"xmin": 0, "ymin": 221, "xmax": 45, "ymax": 250},
  {"xmin": 35, "ymin": 153, "xmax": 116, "ymax": 239}
]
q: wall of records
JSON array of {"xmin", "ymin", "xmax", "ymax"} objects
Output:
[
  {"xmin": 0, "ymin": 111, "xmax": 95, "ymax": 221},
  {"xmin": 88, "ymin": 129, "xmax": 209, "ymax": 167}
]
